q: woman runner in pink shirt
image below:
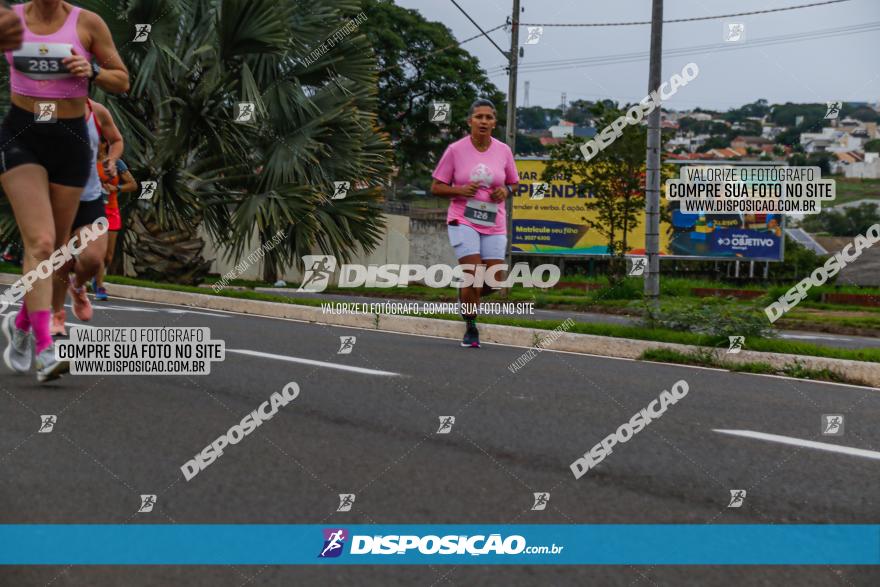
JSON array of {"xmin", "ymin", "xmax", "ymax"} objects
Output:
[
  {"xmin": 431, "ymin": 99, "xmax": 520, "ymax": 348},
  {"xmin": 0, "ymin": 1, "xmax": 128, "ymax": 382}
]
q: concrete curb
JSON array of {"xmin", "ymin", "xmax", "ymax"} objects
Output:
[{"xmin": 2, "ymin": 273, "xmax": 878, "ymax": 387}]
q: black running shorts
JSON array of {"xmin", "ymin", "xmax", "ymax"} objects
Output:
[
  {"xmin": 0, "ymin": 104, "xmax": 91, "ymax": 188},
  {"xmin": 71, "ymin": 198, "xmax": 107, "ymax": 231}
]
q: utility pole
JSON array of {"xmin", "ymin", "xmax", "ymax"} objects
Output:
[
  {"xmin": 524, "ymin": 80, "xmax": 530, "ymax": 107},
  {"xmin": 644, "ymin": 0, "xmax": 663, "ymax": 309},
  {"xmin": 503, "ymin": 0, "xmax": 521, "ymax": 283}
]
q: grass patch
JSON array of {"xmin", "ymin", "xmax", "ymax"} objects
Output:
[
  {"xmin": 104, "ymin": 275, "xmax": 328, "ymax": 308},
  {"xmin": 0, "ymin": 262, "xmax": 22, "ymax": 275},
  {"xmin": 832, "ymin": 177, "xmax": 880, "ymax": 205},
  {"xmin": 639, "ymin": 348, "xmax": 850, "ymax": 384},
  {"xmin": 415, "ymin": 311, "xmax": 880, "ymax": 363},
  {"xmin": 781, "ymin": 312, "xmax": 880, "ymax": 331}
]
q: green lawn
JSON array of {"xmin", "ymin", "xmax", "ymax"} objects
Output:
[
  {"xmin": 639, "ymin": 348, "xmax": 849, "ymax": 384},
  {"xmin": 832, "ymin": 177, "xmax": 880, "ymax": 206}
]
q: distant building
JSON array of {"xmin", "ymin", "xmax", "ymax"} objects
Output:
[
  {"xmin": 546, "ymin": 120, "xmax": 595, "ymax": 141},
  {"xmin": 813, "ymin": 235, "xmax": 880, "ymax": 286},
  {"xmin": 707, "ymin": 147, "xmax": 742, "ymax": 159},
  {"xmin": 730, "ymin": 135, "xmax": 772, "ymax": 150},
  {"xmin": 761, "ymin": 125, "xmax": 784, "ymax": 139},
  {"xmin": 666, "ymin": 132, "xmax": 710, "ymax": 153},
  {"xmin": 801, "ymin": 128, "xmax": 845, "ymax": 153},
  {"xmin": 681, "ymin": 111, "xmax": 712, "ymax": 121},
  {"xmin": 832, "ymin": 151, "xmax": 864, "ymax": 174},
  {"xmin": 844, "ymin": 151, "xmax": 880, "ymax": 179},
  {"xmin": 548, "ymin": 120, "xmax": 576, "ymax": 138}
]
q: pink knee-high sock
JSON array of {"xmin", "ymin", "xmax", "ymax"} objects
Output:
[
  {"xmin": 28, "ymin": 309, "xmax": 52, "ymax": 354},
  {"xmin": 15, "ymin": 301, "xmax": 31, "ymax": 332}
]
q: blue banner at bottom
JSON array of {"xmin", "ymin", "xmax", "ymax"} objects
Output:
[{"xmin": 1, "ymin": 525, "xmax": 878, "ymax": 565}]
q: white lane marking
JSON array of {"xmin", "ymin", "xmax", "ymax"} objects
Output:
[
  {"xmin": 91, "ymin": 305, "xmax": 158, "ymax": 313},
  {"xmin": 714, "ymin": 429, "xmax": 880, "ymax": 460},
  {"xmin": 56, "ymin": 326, "xmax": 399, "ymax": 377},
  {"xmin": 163, "ymin": 308, "xmax": 230, "ymax": 318},
  {"xmin": 7, "ymin": 301, "xmax": 227, "ymax": 318},
  {"xmin": 226, "ymin": 348, "xmax": 400, "ymax": 377},
  {"xmin": 780, "ymin": 333, "xmax": 854, "ymax": 342},
  {"xmin": 93, "ymin": 304, "xmax": 229, "ymax": 317}
]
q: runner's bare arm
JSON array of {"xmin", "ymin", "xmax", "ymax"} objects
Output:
[
  {"xmin": 116, "ymin": 170, "xmax": 137, "ymax": 193},
  {"xmin": 92, "ymin": 101, "xmax": 124, "ymax": 163},
  {"xmin": 431, "ymin": 179, "xmax": 479, "ymax": 198},
  {"xmin": 85, "ymin": 11, "xmax": 129, "ymax": 93},
  {"xmin": 490, "ymin": 184, "xmax": 517, "ymax": 202},
  {"xmin": 0, "ymin": 4, "xmax": 23, "ymax": 51}
]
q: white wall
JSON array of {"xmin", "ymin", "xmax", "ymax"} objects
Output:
[{"xmin": 198, "ymin": 213, "xmax": 453, "ymax": 284}]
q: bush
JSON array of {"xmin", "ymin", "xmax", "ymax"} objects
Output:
[
  {"xmin": 592, "ymin": 278, "xmax": 642, "ymax": 301},
  {"xmin": 640, "ymin": 299, "xmax": 776, "ymax": 338}
]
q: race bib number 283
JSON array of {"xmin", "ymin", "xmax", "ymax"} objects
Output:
[
  {"xmin": 11, "ymin": 43, "xmax": 74, "ymax": 79},
  {"xmin": 14, "ymin": 56, "xmax": 63, "ymax": 75}
]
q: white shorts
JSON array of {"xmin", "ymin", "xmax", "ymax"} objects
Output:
[{"xmin": 448, "ymin": 223, "xmax": 507, "ymax": 260}]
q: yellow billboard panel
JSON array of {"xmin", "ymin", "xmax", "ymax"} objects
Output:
[{"xmin": 512, "ymin": 158, "xmax": 665, "ymax": 255}]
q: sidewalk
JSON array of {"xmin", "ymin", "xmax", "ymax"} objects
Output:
[{"xmin": 257, "ymin": 289, "xmax": 880, "ymax": 352}]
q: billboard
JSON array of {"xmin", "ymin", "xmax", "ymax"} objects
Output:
[{"xmin": 511, "ymin": 158, "xmax": 784, "ymax": 261}]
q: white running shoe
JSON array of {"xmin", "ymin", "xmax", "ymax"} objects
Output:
[
  {"xmin": 35, "ymin": 343, "xmax": 69, "ymax": 382},
  {"xmin": 2, "ymin": 313, "xmax": 33, "ymax": 373}
]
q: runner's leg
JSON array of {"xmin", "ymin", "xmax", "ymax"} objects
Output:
[
  {"xmin": 41, "ymin": 183, "xmax": 81, "ymax": 346},
  {"xmin": 2, "ymin": 165, "xmax": 59, "ymax": 354},
  {"xmin": 72, "ymin": 225, "xmax": 108, "ymax": 289},
  {"xmin": 96, "ymin": 230, "xmax": 117, "ymax": 289},
  {"xmin": 458, "ymin": 253, "xmax": 483, "ymax": 314}
]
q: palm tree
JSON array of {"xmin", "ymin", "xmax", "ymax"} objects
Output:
[{"xmin": 74, "ymin": 0, "xmax": 392, "ymax": 284}]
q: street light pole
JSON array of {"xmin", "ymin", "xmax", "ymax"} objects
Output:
[
  {"xmin": 502, "ymin": 0, "xmax": 520, "ymax": 294},
  {"xmin": 644, "ymin": 0, "xmax": 663, "ymax": 309}
]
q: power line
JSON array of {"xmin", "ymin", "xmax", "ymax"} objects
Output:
[
  {"xmin": 376, "ymin": 23, "xmax": 506, "ymax": 76},
  {"xmin": 518, "ymin": 0, "xmax": 853, "ymax": 27},
  {"xmin": 503, "ymin": 23, "xmax": 880, "ymax": 74},
  {"xmin": 498, "ymin": 21, "xmax": 879, "ymax": 71},
  {"xmin": 448, "ymin": 0, "xmax": 509, "ymax": 58},
  {"xmin": 486, "ymin": 21, "xmax": 880, "ymax": 74}
]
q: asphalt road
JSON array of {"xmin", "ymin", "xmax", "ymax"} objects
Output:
[
  {"xmin": 269, "ymin": 289, "xmax": 880, "ymax": 351},
  {"xmin": 1, "ymin": 297, "xmax": 878, "ymax": 586}
]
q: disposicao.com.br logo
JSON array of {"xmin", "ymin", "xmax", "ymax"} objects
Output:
[
  {"xmin": 317, "ymin": 528, "xmax": 564, "ymax": 558},
  {"xmin": 298, "ymin": 255, "xmax": 560, "ymax": 292}
]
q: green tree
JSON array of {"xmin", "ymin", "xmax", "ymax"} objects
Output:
[
  {"xmin": 518, "ymin": 106, "xmax": 550, "ymax": 130},
  {"xmin": 562, "ymin": 99, "xmax": 595, "ymax": 126},
  {"xmin": 801, "ymin": 202, "xmax": 880, "ymax": 236},
  {"xmin": 360, "ymin": 0, "xmax": 504, "ymax": 191},
  {"xmin": 723, "ymin": 99, "xmax": 770, "ymax": 123},
  {"xmin": 2, "ymin": 0, "xmax": 394, "ymax": 284},
  {"xmin": 788, "ymin": 152, "xmax": 832, "ymax": 176},
  {"xmin": 865, "ymin": 139, "xmax": 880, "ymax": 153},
  {"xmin": 842, "ymin": 104, "xmax": 880, "ymax": 122},
  {"xmin": 514, "ymin": 134, "xmax": 546, "ymax": 156},
  {"xmin": 544, "ymin": 102, "xmax": 674, "ymax": 283},
  {"xmin": 769, "ymin": 102, "xmax": 826, "ymax": 126},
  {"xmin": 697, "ymin": 136, "xmax": 730, "ymax": 152}
]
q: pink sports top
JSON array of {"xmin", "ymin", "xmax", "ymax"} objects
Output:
[{"xmin": 4, "ymin": 3, "xmax": 91, "ymax": 99}]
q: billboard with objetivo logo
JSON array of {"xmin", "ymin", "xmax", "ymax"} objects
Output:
[{"xmin": 511, "ymin": 158, "xmax": 784, "ymax": 261}]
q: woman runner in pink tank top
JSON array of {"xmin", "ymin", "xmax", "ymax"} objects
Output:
[{"xmin": 0, "ymin": 1, "xmax": 129, "ymax": 383}]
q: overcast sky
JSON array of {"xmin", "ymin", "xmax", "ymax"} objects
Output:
[{"xmin": 395, "ymin": 0, "xmax": 880, "ymax": 112}]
